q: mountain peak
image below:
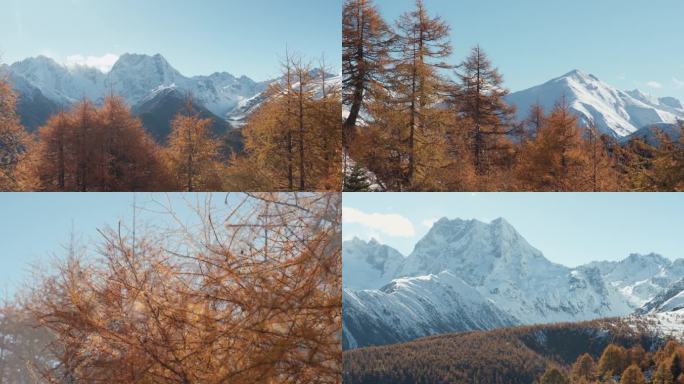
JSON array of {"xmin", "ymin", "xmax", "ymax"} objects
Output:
[
  {"xmin": 507, "ymin": 69, "xmax": 684, "ymax": 138},
  {"xmin": 625, "ymin": 252, "xmax": 669, "ymax": 265},
  {"xmin": 558, "ymin": 69, "xmax": 599, "ymax": 82}
]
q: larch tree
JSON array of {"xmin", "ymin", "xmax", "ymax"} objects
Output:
[
  {"xmin": 571, "ymin": 353, "xmax": 598, "ymax": 382},
  {"xmin": 651, "ymin": 123, "xmax": 684, "ymax": 191},
  {"xmin": 235, "ymin": 51, "xmax": 341, "ymax": 191},
  {"xmin": 33, "ymin": 97, "xmax": 165, "ymax": 191},
  {"xmin": 653, "ymin": 360, "xmax": 675, "ymax": 384},
  {"xmin": 453, "ymin": 45, "xmax": 515, "ymax": 177},
  {"xmin": 165, "ymin": 99, "xmax": 223, "ymax": 191},
  {"xmin": 599, "ymin": 344, "xmax": 629, "ymax": 378},
  {"xmin": 342, "ymin": 0, "xmax": 393, "ymax": 151},
  {"xmin": 539, "ymin": 367, "xmax": 569, "ymax": 384},
  {"xmin": 26, "ymin": 193, "xmax": 341, "ymax": 384},
  {"xmin": 292, "ymin": 58, "xmax": 314, "ymax": 190},
  {"xmin": 620, "ymin": 364, "xmax": 645, "ymax": 384},
  {"xmin": 514, "ymin": 103, "xmax": 589, "ymax": 191},
  {"xmin": 583, "ymin": 121, "xmax": 618, "ymax": 191},
  {"xmin": 392, "ymin": 0, "xmax": 452, "ymax": 188},
  {"xmin": 0, "ymin": 78, "xmax": 31, "ymax": 191}
]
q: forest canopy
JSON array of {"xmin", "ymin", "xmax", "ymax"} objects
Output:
[{"xmin": 342, "ymin": 0, "xmax": 684, "ymax": 192}]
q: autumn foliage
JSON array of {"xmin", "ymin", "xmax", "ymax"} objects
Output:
[
  {"xmin": 342, "ymin": 0, "xmax": 684, "ymax": 191},
  {"xmin": 229, "ymin": 52, "xmax": 342, "ymax": 192},
  {"xmin": 0, "ymin": 50, "xmax": 341, "ymax": 192},
  {"xmin": 0, "ymin": 193, "xmax": 341, "ymax": 383}
]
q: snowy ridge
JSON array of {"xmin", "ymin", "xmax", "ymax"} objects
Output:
[
  {"xmin": 342, "ymin": 271, "xmax": 517, "ymax": 349},
  {"xmin": 588, "ymin": 254, "xmax": 684, "ymax": 308},
  {"xmin": 343, "ymin": 217, "xmax": 681, "ymax": 349},
  {"xmin": 343, "ymin": 237, "xmax": 404, "ymax": 290},
  {"xmin": 6, "ymin": 54, "xmax": 270, "ymax": 122},
  {"xmin": 506, "ymin": 70, "xmax": 684, "ymax": 137}
]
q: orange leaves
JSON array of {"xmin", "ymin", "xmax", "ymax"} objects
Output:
[{"xmin": 25, "ymin": 193, "xmax": 341, "ymax": 384}]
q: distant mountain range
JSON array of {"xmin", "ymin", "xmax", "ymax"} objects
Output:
[
  {"xmin": 1, "ymin": 54, "xmax": 341, "ymax": 147},
  {"xmin": 506, "ymin": 69, "xmax": 684, "ymax": 140},
  {"xmin": 343, "ymin": 218, "xmax": 684, "ymax": 349}
]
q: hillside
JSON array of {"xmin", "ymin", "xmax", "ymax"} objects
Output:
[{"xmin": 343, "ymin": 318, "xmax": 662, "ymax": 384}]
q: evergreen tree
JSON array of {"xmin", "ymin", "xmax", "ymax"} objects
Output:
[{"xmin": 344, "ymin": 163, "xmax": 372, "ymax": 191}]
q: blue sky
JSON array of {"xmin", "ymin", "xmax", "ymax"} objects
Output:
[
  {"xmin": 0, "ymin": 193, "xmax": 235, "ymax": 296},
  {"xmin": 0, "ymin": 0, "xmax": 341, "ymax": 80},
  {"xmin": 376, "ymin": 0, "xmax": 684, "ymax": 100},
  {"xmin": 343, "ymin": 193, "xmax": 684, "ymax": 267}
]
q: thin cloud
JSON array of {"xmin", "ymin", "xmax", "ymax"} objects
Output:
[
  {"xmin": 421, "ymin": 217, "xmax": 439, "ymax": 228},
  {"xmin": 64, "ymin": 53, "xmax": 119, "ymax": 73},
  {"xmin": 646, "ymin": 81, "xmax": 663, "ymax": 89},
  {"xmin": 343, "ymin": 207, "xmax": 415, "ymax": 237}
]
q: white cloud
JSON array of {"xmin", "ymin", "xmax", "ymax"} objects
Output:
[
  {"xmin": 674, "ymin": 77, "xmax": 684, "ymax": 89},
  {"xmin": 421, "ymin": 217, "xmax": 439, "ymax": 228},
  {"xmin": 343, "ymin": 207, "xmax": 415, "ymax": 237},
  {"xmin": 64, "ymin": 53, "xmax": 119, "ymax": 73},
  {"xmin": 646, "ymin": 81, "xmax": 663, "ymax": 89}
]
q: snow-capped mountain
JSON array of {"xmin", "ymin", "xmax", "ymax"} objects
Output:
[
  {"xmin": 506, "ymin": 70, "xmax": 684, "ymax": 138},
  {"xmin": 588, "ymin": 254, "xmax": 684, "ymax": 307},
  {"xmin": 343, "ymin": 217, "xmax": 680, "ymax": 349},
  {"xmin": 628, "ymin": 279, "xmax": 684, "ymax": 340},
  {"xmin": 343, "ymin": 271, "xmax": 517, "ymax": 349},
  {"xmin": 639, "ymin": 278, "xmax": 684, "ymax": 315},
  {"xmin": 7, "ymin": 54, "xmax": 269, "ymax": 117},
  {"xmin": 343, "ymin": 237, "xmax": 404, "ymax": 290},
  {"xmin": 1, "ymin": 54, "xmax": 272, "ymax": 133},
  {"xmin": 399, "ymin": 218, "xmax": 630, "ymax": 324},
  {"xmin": 226, "ymin": 70, "xmax": 341, "ymax": 127}
]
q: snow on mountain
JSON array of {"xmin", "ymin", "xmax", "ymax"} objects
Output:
[
  {"xmin": 399, "ymin": 217, "xmax": 631, "ymax": 324},
  {"xmin": 342, "ymin": 271, "xmax": 517, "ymax": 349},
  {"xmin": 342, "ymin": 237, "xmax": 404, "ymax": 290},
  {"xmin": 506, "ymin": 70, "xmax": 684, "ymax": 137},
  {"xmin": 9, "ymin": 55, "xmax": 106, "ymax": 104},
  {"xmin": 626, "ymin": 279, "xmax": 684, "ymax": 341},
  {"xmin": 343, "ymin": 217, "xmax": 643, "ymax": 349},
  {"xmin": 5, "ymin": 54, "xmax": 271, "ymax": 128},
  {"xmin": 588, "ymin": 254, "xmax": 684, "ymax": 308},
  {"xmin": 639, "ymin": 278, "xmax": 684, "ymax": 315},
  {"xmin": 225, "ymin": 70, "xmax": 341, "ymax": 127}
]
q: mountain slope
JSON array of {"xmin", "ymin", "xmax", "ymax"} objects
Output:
[
  {"xmin": 343, "ymin": 271, "xmax": 518, "ymax": 349},
  {"xmin": 588, "ymin": 253, "xmax": 684, "ymax": 307},
  {"xmin": 506, "ymin": 70, "xmax": 684, "ymax": 137},
  {"xmin": 3, "ymin": 54, "xmax": 272, "ymax": 138},
  {"xmin": 399, "ymin": 218, "xmax": 631, "ymax": 324},
  {"xmin": 343, "ymin": 218, "xmax": 638, "ymax": 350},
  {"xmin": 343, "ymin": 318, "xmax": 659, "ymax": 384},
  {"xmin": 131, "ymin": 87, "xmax": 231, "ymax": 143},
  {"xmin": 342, "ymin": 237, "xmax": 404, "ymax": 290}
]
